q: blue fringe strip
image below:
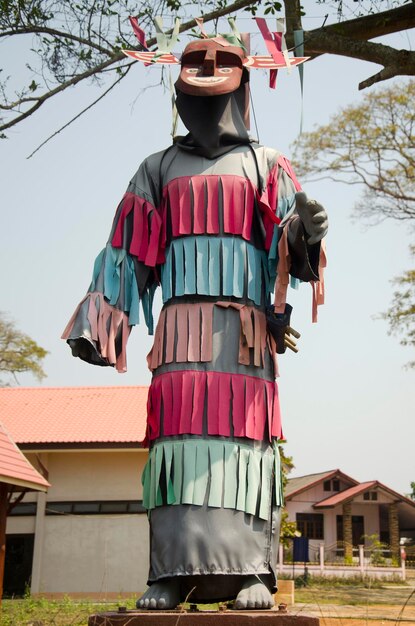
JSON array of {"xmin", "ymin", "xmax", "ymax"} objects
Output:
[{"xmin": 161, "ymin": 236, "xmax": 271, "ymax": 305}]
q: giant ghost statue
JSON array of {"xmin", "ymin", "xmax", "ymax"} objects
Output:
[{"xmin": 63, "ymin": 29, "xmax": 327, "ymax": 611}]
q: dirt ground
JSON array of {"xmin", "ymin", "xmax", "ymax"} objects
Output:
[
  {"xmin": 289, "ymin": 582, "xmax": 415, "ymax": 624},
  {"xmin": 308, "ymin": 617, "xmax": 415, "ymax": 626},
  {"xmin": 291, "ymin": 601, "xmax": 415, "ymax": 624}
]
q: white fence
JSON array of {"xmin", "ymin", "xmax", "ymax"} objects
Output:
[{"xmin": 278, "ymin": 543, "xmax": 406, "ymax": 580}]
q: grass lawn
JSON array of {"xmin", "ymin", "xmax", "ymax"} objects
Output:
[
  {"xmin": 0, "ymin": 596, "xmax": 137, "ymax": 626},
  {"xmin": 1, "ymin": 583, "xmax": 414, "ymax": 625}
]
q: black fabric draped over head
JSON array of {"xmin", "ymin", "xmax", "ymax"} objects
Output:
[{"xmin": 175, "ymin": 78, "xmax": 253, "ymax": 160}]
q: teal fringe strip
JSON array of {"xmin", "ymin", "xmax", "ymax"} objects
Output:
[
  {"xmin": 142, "ymin": 439, "xmax": 283, "ymax": 519},
  {"xmin": 89, "ymin": 243, "xmax": 156, "ymax": 334},
  {"xmin": 268, "ymin": 193, "xmax": 300, "ymax": 290},
  {"xmin": 161, "ymin": 236, "xmax": 270, "ymax": 305}
]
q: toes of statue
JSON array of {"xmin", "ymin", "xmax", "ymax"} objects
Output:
[
  {"xmin": 235, "ymin": 577, "xmax": 274, "ymax": 611},
  {"xmin": 136, "ymin": 581, "xmax": 180, "ymax": 610}
]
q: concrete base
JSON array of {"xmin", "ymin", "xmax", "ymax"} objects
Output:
[
  {"xmin": 88, "ymin": 610, "xmax": 319, "ymax": 626},
  {"xmin": 274, "ymin": 580, "xmax": 295, "ymax": 606}
]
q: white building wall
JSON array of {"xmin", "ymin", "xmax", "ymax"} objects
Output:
[
  {"xmin": 44, "ymin": 450, "xmax": 147, "ymax": 501},
  {"xmin": 39, "ymin": 514, "xmax": 149, "ymax": 594},
  {"xmin": 350, "ymin": 503, "xmax": 380, "ymax": 541},
  {"xmin": 6, "ymin": 516, "xmax": 35, "ymax": 534},
  {"xmin": 6, "ymin": 448, "xmax": 151, "ymax": 596}
]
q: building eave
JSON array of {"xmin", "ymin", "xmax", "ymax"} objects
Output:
[
  {"xmin": 19, "ymin": 442, "xmax": 148, "ymax": 451},
  {"xmin": 285, "ymin": 469, "xmax": 360, "ymax": 500},
  {"xmin": 0, "ymin": 475, "xmax": 49, "ymax": 492}
]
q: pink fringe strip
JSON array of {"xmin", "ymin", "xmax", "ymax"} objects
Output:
[
  {"xmin": 147, "ymin": 302, "xmax": 278, "ymax": 373},
  {"xmin": 311, "ymin": 239, "xmax": 327, "ymax": 323},
  {"xmin": 147, "ymin": 302, "xmax": 214, "ymax": 370},
  {"xmin": 163, "ymin": 175, "xmax": 255, "ymax": 241},
  {"xmin": 111, "ymin": 192, "xmax": 165, "ymax": 267},
  {"xmin": 61, "ymin": 292, "xmax": 131, "ymax": 373},
  {"xmin": 259, "ymin": 156, "xmax": 302, "ymax": 250},
  {"xmin": 274, "ymin": 223, "xmax": 291, "ymax": 314},
  {"xmin": 277, "ymin": 155, "xmax": 302, "ymax": 192},
  {"xmin": 146, "ymin": 370, "xmax": 282, "ymax": 442},
  {"xmin": 274, "ymin": 221, "xmax": 327, "ymax": 323},
  {"xmin": 111, "ymin": 163, "xmax": 302, "ymax": 266}
]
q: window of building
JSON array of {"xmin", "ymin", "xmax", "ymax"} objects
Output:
[
  {"xmin": 45, "ymin": 501, "xmax": 146, "ymax": 515},
  {"xmin": 9, "ymin": 500, "xmax": 147, "ymax": 516},
  {"xmin": 296, "ymin": 513, "xmax": 324, "ymax": 539},
  {"xmin": 324, "ymin": 479, "xmax": 340, "ymax": 492},
  {"xmin": 8, "ymin": 503, "xmax": 37, "ymax": 516},
  {"xmin": 363, "ymin": 491, "xmax": 378, "ymax": 501}
]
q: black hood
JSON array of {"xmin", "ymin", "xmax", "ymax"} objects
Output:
[{"xmin": 174, "ymin": 80, "xmax": 253, "ymax": 159}]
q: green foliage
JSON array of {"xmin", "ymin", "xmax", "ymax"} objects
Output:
[
  {"xmin": 0, "ymin": 313, "xmax": 47, "ymax": 385},
  {"xmin": 364, "ymin": 533, "xmax": 388, "ymax": 566},
  {"xmin": 293, "ymin": 81, "xmax": 415, "ymax": 365},
  {"xmin": 410, "ymin": 481, "xmax": 415, "ymax": 501},
  {"xmin": 381, "ymin": 247, "xmax": 415, "ymax": 368},
  {"xmin": 279, "ymin": 445, "xmax": 298, "ymax": 545},
  {"xmin": 293, "ymin": 80, "xmax": 415, "ymax": 225}
]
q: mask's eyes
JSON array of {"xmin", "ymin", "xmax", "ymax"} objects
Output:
[
  {"xmin": 186, "ymin": 68, "xmax": 199, "ymax": 74},
  {"xmin": 218, "ymin": 67, "xmax": 233, "ymax": 74}
]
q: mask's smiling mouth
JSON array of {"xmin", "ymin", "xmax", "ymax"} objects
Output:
[{"xmin": 186, "ymin": 76, "xmax": 229, "ymax": 84}]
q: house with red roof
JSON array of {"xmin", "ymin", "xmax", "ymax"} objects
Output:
[
  {"xmin": 284, "ymin": 469, "xmax": 415, "ymax": 565},
  {"xmin": 2, "ymin": 386, "xmax": 149, "ymax": 598},
  {"xmin": 2, "ymin": 387, "xmax": 414, "ymax": 597},
  {"xmin": 0, "ymin": 419, "xmax": 50, "ymax": 602}
]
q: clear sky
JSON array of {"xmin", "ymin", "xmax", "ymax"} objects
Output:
[{"xmin": 1, "ymin": 7, "xmax": 414, "ymax": 496}]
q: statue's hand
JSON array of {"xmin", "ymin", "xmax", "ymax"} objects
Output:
[
  {"xmin": 295, "ymin": 191, "xmax": 328, "ymax": 245},
  {"xmin": 70, "ymin": 339, "xmax": 93, "ymax": 360}
]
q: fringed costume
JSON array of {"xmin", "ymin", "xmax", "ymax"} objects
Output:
[{"xmin": 63, "ymin": 31, "xmax": 326, "ymax": 606}]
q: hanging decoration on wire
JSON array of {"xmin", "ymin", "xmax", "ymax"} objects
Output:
[{"xmin": 123, "ymin": 16, "xmax": 309, "ymax": 72}]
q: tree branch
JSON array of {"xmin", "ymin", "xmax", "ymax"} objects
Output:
[
  {"xmin": 284, "ymin": 3, "xmax": 415, "ymax": 90},
  {"xmin": 27, "ymin": 64, "xmax": 133, "ymax": 159},
  {"xmin": 0, "ymin": 26, "xmax": 113, "ymax": 56},
  {"xmin": 320, "ymin": 3, "xmax": 415, "ymax": 42},
  {"xmin": 0, "ymin": 0, "xmax": 258, "ymax": 134},
  {"xmin": 304, "ymin": 30, "xmax": 415, "ymax": 89}
]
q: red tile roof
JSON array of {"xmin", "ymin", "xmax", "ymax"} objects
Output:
[
  {"xmin": 314, "ymin": 481, "xmax": 415, "ymax": 509},
  {"xmin": 0, "ymin": 421, "xmax": 50, "ymax": 490},
  {"xmin": 0, "ymin": 386, "xmax": 148, "ymax": 446},
  {"xmin": 314, "ymin": 481, "xmax": 377, "ymax": 507}
]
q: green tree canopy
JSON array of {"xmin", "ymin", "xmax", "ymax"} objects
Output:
[
  {"xmin": 381, "ymin": 248, "xmax": 415, "ymax": 368},
  {"xmin": 0, "ymin": 313, "xmax": 48, "ymax": 384},
  {"xmin": 292, "ymin": 80, "xmax": 415, "ymax": 226},
  {"xmin": 292, "ymin": 80, "xmax": 415, "ymax": 367}
]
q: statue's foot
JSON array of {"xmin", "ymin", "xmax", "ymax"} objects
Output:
[
  {"xmin": 136, "ymin": 579, "xmax": 180, "ymax": 610},
  {"xmin": 235, "ymin": 576, "xmax": 274, "ymax": 610}
]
